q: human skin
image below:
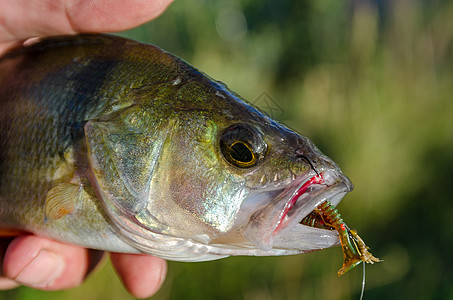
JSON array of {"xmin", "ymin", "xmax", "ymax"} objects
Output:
[{"xmin": 0, "ymin": 0, "xmax": 173, "ymax": 298}]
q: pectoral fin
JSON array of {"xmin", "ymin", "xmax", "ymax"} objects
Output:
[{"xmin": 44, "ymin": 183, "xmax": 81, "ymax": 221}]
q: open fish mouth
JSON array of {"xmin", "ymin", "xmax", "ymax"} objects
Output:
[
  {"xmin": 242, "ymin": 170, "xmax": 353, "ymax": 253},
  {"xmin": 275, "ymin": 172, "xmax": 351, "ymax": 234},
  {"xmin": 273, "ymin": 173, "xmax": 381, "ymax": 276}
]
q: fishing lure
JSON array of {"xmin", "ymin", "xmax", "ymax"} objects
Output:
[{"xmin": 301, "ymin": 200, "xmax": 381, "ymax": 276}]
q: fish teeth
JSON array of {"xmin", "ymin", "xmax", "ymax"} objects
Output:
[
  {"xmin": 273, "ymin": 174, "xmax": 280, "ymax": 181},
  {"xmin": 260, "ymin": 175, "xmax": 267, "ymax": 184}
]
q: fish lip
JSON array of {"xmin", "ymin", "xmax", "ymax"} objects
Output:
[{"xmin": 273, "ymin": 171, "xmax": 353, "ymax": 236}]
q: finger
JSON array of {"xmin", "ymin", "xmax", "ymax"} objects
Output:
[
  {"xmin": 65, "ymin": 0, "xmax": 174, "ymax": 32},
  {"xmin": 0, "ymin": 0, "xmax": 173, "ymax": 43},
  {"xmin": 110, "ymin": 253, "xmax": 167, "ymax": 299},
  {"xmin": 0, "ymin": 40, "xmax": 22, "ymax": 57},
  {"xmin": 3, "ymin": 235, "xmax": 105, "ymax": 290},
  {"xmin": 0, "ymin": 238, "xmax": 19, "ymax": 289}
]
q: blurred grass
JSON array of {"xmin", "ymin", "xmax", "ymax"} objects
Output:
[{"xmin": 3, "ymin": 0, "xmax": 453, "ymax": 299}]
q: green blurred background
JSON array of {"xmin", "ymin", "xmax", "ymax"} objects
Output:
[{"xmin": 3, "ymin": 0, "xmax": 453, "ymax": 299}]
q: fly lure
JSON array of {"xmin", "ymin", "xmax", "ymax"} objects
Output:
[{"xmin": 301, "ymin": 200, "xmax": 381, "ymax": 276}]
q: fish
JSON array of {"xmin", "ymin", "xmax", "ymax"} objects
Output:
[{"xmin": 0, "ymin": 34, "xmax": 367, "ymax": 269}]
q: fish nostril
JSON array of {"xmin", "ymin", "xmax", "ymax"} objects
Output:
[{"xmin": 295, "ymin": 148, "xmax": 304, "ymax": 156}]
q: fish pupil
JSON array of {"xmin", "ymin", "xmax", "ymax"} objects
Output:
[{"xmin": 230, "ymin": 142, "xmax": 253, "ymax": 163}]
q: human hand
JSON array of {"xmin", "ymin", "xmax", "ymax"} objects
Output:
[
  {"xmin": 0, "ymin": 236, "xmax": 167, "ymax": 298},
  {"xmin": 0, "ymin": 0, "xmax": 173, "ymax": 298},
  {"xmin": 0, "ymin": 0, "xmax": 173, "ymax": 55}
]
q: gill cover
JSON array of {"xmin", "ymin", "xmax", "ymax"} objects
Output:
[{"xmin": 85, "ymin": 107, "xmax": 223, "ymax": 260}]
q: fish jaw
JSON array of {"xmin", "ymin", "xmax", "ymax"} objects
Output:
[
  {"xmin": 92, "ymin": 170, "xmax": 352, "ymax": 261},
  {"xmin": 241, "ymin": 169, "xmax": 353, "ymax": 253}
]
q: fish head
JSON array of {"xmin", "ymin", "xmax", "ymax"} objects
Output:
[
  {"xmin": 202, "ymin": 84, "xmax": 354, "ymax": 256},
  {"xmin": 85, "ymin": 53, "xmax": 353, "ymax": 261}
]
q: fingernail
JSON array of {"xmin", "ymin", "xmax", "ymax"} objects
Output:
[
  {"xmin": 0, "ymin": 277, "xmax": 19, "ymax": 289},
  {"xmin": 14, "ymin": 249, "xmax": 65, "ymax": 288},
  {"xmin": 158, "ymin": 260, "xmax": 167, "ymax": 288}
]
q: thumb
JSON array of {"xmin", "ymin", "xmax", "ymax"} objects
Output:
[{"xmin": 0, "ymin": 0, "xmax": 173, "ymax": 43}]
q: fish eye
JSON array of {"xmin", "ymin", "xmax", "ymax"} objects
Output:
[{"xmin": 219, "ymin": 123, "xmax": 266, "ymax": 168}]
